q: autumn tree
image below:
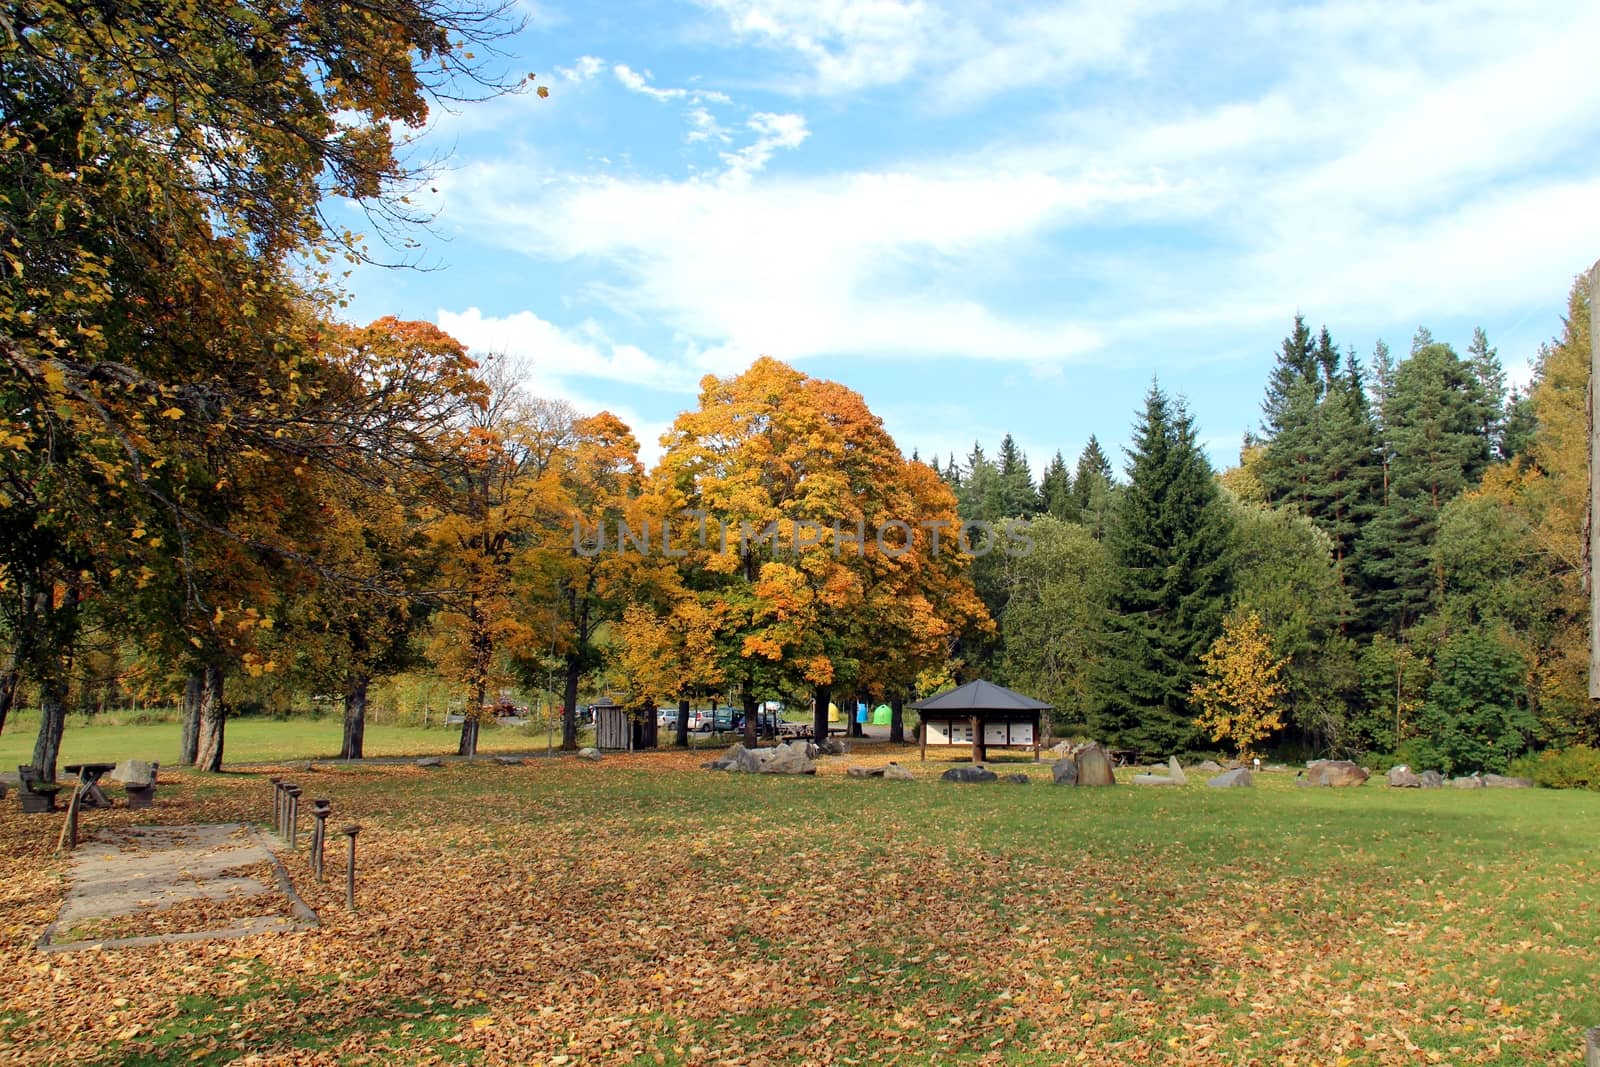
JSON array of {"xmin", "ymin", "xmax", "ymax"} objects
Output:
[
  {"xmin": 0, "ymin": 1, "xmax": 523, "ymax": 774},
  {"xmin": 1191, "ymin": 610, "xmax": 1288, "ymax": 758}
]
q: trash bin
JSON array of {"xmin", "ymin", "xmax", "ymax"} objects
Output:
[{"xmin": 872, "ymin": 703, "xmax": 891, "ymax": 726}]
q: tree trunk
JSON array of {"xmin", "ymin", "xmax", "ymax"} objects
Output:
[
  {"xmin": 340, "ymin": 671, "xmax": 369, "ymax": 760},
  {"xmin": 194, "ymin": 664, "xmax": 227, "ymax": 773},
  {"xmin": 30, "ymin": 673, "xmax": 68, "ymax": 782},
  {"xmin": 848, "ymin": 691, "xmax": 865, "ymax": 738},
  {"xmin": 675, "ymin": 697, "xmax": 690, "ymax": 748},
  {"xmin": 812, "ymin": 683, "xmax": 831, "ymax": 744},
  {"xmin": 459, "ymin": 680, "xmax": 484, "ymax": 757},
  {"xmin": 0, "ymin": 666, "xmax": 17, "ymax": 737},
  {"xmin": 641, "ymin": 701, "xmax": 658, "ymax": 749},
  {"xmin": 180, "ymin": 671, "xmax": 202, "ymax": 766},
  {"xmin": 742, "ymin": 690, "xmax": 759, "ymax": 748},
  {"xmin": 561, "ymin": 658, "xmax": 581, "ymax": 750},
  {"xmin": 889, "ymin": 696, "xmax": 905, "ymax": 744}
]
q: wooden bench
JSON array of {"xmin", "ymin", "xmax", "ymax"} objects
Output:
[{"xmin": 17, "ymin": 765, "xmax": 65, "ymax": 814}]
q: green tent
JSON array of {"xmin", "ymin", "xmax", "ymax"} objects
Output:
[{"xmin": 872, "ymin": 703, "xmax": 892, "ymax": 726}]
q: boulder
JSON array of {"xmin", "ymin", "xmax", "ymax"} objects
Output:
[
  {"xmin": 1195, "ymin": 760, "xmax": 1223, "ymax": 773},
  {"xmin": 1132, "ymin": 774, "xmax": 1178, "ymax": 785},
  {"xmin": 941, "ymin": 765, "xmax": 998, "ymax": 784},
  {"xmin": 578, "ymin": 747, "xmax": 603, "ymax": 762},
  {"xmin": 1048, "ymin": 740, "xmax": 1075, "ymax": 757},
  {"xmin": 495, "ymin": 755, "xmax": 523, "ymax": 766},
  {"xmin": 1450, "ymin": 774, "xmax": 1485, "ymax": 789},
  {"xmin": 110, "ymin": 759, "xmax": 156, "ymax": 788},
  {"xmin": 1483, "ymin": 773, "xmax": 1533, "ymax": 788},
  {"xmin": 1418, "ymin": 769, "xmax": 1445, "ymax": 789},
  {"xmin": 1074, "ymin": 744, "xmax": 1116, "ymax": 786},
  {"xmin": 1051, "ymin": 757, "xmax": 1079, "ymax": 786},
  {"xmin": 415, "ymin": 756, "xmax": 444, "ymax": 768},
  {"xmin": 1387, "ymin": 765, "xmax": 1422, "ymax": 788},
  {"xmin": 1299, "ymin": 760, "xmax": 1369, "ymax": 787},
  {"xmin": 1207, "ymin": 768, "xmax": 1252, "ymax": 788},
  {"xmin": 820, "ymin": 738, "xmax": 851, "ymax": 756},
  {"xmin": 846, "ymin": 765, "xmax": 884, "ymax": 778},
  {"xmin": 1167, "ymin": 756, "xmax": 1188, "ymax": 784},
  {"xmin": 882, "ymin": 763, "xmax": 915, "ymax": 781},
  {"xmin": 1003, "ymin": 773, "xmax": 1031, "ymax": 785},
  {"xmin": 759, "ymin": 745, "xmax": 816, "ymax": 775}
]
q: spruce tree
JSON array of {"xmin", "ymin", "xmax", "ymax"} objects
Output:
[
  {"xmin": 958, "ymin": 442, "xmax": 998, "ymax": 521},
  {"xmin": 1467, "ymin": 327, "xmax": 1507, "ymax": 452},
  {"xmin": 1358, "ymin": 341, "xmax": 1490, "ymax": 635},
  {"xmin": 1091, "ymin": 383, "xmax": 1232, "ymax": 753},
  {"xmin": 995, "ymin": 434, "xmax": 1040, "ymax": 518},
  {"xmin": 1039, "ymin": 451, "xmax": 1074, "ymax": 521},
  {"xmin": 1072, "ymin": 436, "xmax": 1115, "ymax": 539}
]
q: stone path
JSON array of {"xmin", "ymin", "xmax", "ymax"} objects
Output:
[{"xmin": 39, "ymin": 823, "xmax": 317, "ymax": 953}]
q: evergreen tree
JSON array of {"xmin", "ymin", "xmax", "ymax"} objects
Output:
[
  {"xmin": 1500, "ymin": 386, "xmax": 1537, "ymax": 463},
  {"xmin": 1091, "ymin": 383, "xmax": 1233, "ymax": 752},
  {"xmin": 994, "ymin": 434, "xmax": 1040, "ymax": 518},
  {"xmin": 1369, "ymin": 339, "xmax": 1396, "ymax": 504},
  {"xmin": 957, "ymin": 443, "xmax": 998, "ymax": 521},
  {"xmin": 1260, "ymin": 314, "xmax": 1319, "ymax": 439},
  {"xmin": 1255, "ymin": 318, "xmax": 1383, "ymax": 610},
  {"xmin": 1358, "ymin": 341, "xmax": 1490, "ymax": 635},
  {"xmin": 1467, "ymin": 327, "xmax": 1507, "ymax": 453},
  {"xmin": 1071, "ymin": 436, "xmax": 1115, "ymax": 539},
  {"xmin": 1038, "ymin": 451, "xmax": 1075, "ymax": 521}
]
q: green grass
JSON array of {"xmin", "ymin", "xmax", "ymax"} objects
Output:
[
  {"xmin": 4, "ymin": 752, "xmax": 1598, "ymax": 1064},
  {"xmin": 0, "ymin": 708, "xmax": 593, "ymax": 767}
]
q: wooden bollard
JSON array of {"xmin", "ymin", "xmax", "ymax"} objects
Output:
[
  {"xmin": 284, "ymin": 786, "xmax": 302, "ymax": 850},
  {"xmin": 311, "ymin": 799, "xmax": 331, "ymax": 880},
  {"xmin": 341, "ymin": 824, "xmax": 362, "ymax": 911},
  {"xmin": 1585, "ymin": 1026, "xmax": 1600, "ymax": 1067}
]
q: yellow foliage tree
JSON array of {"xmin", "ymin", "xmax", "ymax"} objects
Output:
[{"xmin": 1190, "ymin": 610, "xmax": 1288, "ymax": 758}]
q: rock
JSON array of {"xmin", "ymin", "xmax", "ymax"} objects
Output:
[
  {"xmin": 1003, "ymin": 773, "xmax": 1031, "ymax": 785},
  {"xmin": 1074, "ymin": 744, "xmax": 1116, "ymax": 786},
  {"xmin": 1418, "ymin": 769, "xmax": 1445, "ymax": 788},
  {"xmin": 1132, "ymin": 774, "xmax": 1178, "ymax": 785},
  {"xmin": 1387, "ymin": 765, "xmax": 1422, "ymax": 788},
  {"xmin": 820, "ymin": 738, "xmax": 851, "ymax": 756},
  {"xmin": 1048, "ymin": 740, "xmax": 1074, "ymax": 757},
  {"xmin": 941, "ymin": 766, "xmax": 998, "ymax": 783},
  {"xmin": 882, "ymin": 763, "xmax": 916, "ymax": 781},
  {"xmin": 1450, "ymin": 774, "xmax": 1485, "ymax": 789},
  {"xmin": 415, "ymin": 757, "xmax": 444, "ymax": 768},
  {"xmin": 759, "ymin": 745, "xmax": 816, "ymax": 775},
  {"xmin": 1207, "ymin": 768, "xmax": 1252, "ymax": 788},
  {"xmin": 1167, "ymin": 756, "xmax": 1188, "ymax": 785},
  {"xmin": 846, "ymin": 766, "xmax": 883, "ymax": 778},
  {"xmin": 1483, "ymin": 773, "xmax": 1533, "ymax": 788},
  {"xmin": 578, "ymin": 747, "xmax": 603, "ymax": 762},
  {"xmin": 1051, "ymin": 757, "xmax": 1079, "ymax": 786},
  {"xmin": 1195, "ymin": 760, "xmax": 1223, "ymax": 773},
  {"xmin": 1299, "ymin": 760, "xmax": 1370, "ymax": 787},
  {"xmin": 110, "ymin": 759, "xmax": 156, "ymax": 788},
  {"xmin": 494, "ymin": 756, "xmax": 523, "ymax": 766}
]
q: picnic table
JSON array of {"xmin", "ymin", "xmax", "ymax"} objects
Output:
[{"xmin": 62, "ymin": 762, "xmax": 117, "ymax": 809}]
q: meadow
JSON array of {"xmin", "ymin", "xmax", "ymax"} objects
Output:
[{"xmin": 1, "ymin": 744, "xmax": 1597, "ymax": 1065}]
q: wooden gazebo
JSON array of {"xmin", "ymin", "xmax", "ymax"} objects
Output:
[{"xmin": 913, "ymin": 679, "xmax": 1051, "ymax": 763}]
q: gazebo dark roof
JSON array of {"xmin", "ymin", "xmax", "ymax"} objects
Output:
[{"xmin": 911, "ymin": 679, "xmax": 1053, "ymax": 713}]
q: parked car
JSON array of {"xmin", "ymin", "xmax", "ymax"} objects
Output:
[{"xmin": 689, "ymin": 708, "xmax": 735, "ymax": 732}]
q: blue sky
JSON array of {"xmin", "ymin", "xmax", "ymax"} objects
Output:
[{"xmin": 342, "ymin": 0, "xmax": 1600, "ymax": 474}]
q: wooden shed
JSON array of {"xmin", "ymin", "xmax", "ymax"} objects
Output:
[
  {"xmin": 593, "ymin": 699, "xmax": 658, "ymax": 751},
  {"xmin": 913, "ymin": 679, "xmax": 1051, "ymax": 763}
]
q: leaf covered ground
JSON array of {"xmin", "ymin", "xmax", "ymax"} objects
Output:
[{"xmin": 2, "ymin": 747, "xmax": 1597, "ymax": 1065}]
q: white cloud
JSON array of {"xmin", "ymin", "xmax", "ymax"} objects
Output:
[
  {"xmin": 719, "ymin": 112, "xmax": 809, "ymax": 177},
  {"xmin": 557, "ymin": 55, "xmax": 606, "ymax": 82},
  {"xmin": 613, "ymin": 63, "xmax": 688, "ymax": 101},
  {"xmin": 693, "ymin": 0, "xmax": 1156, "ymax": 99},
  {"xmin": 436, "ymin": 307, "xmax": 698, "ymax": 394}
]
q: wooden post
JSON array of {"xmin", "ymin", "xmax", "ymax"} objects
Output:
[
  {"xmin": 971, "ymin": 714, "xmax": 986, "ymax": 764},
  {"xmin": 1585, "ymin": 1025, "xmax": 1600, "ymax": 1067},
  {"xmin": 1590, "ymin": 259, "xmax": 1600, "ymax": 700},
  {"xmin": 1032, "ymin": 712, "xmax": 1041, "ymax": 763},
  {"xmin": 920, "ymin": 716, "xmax": 928, "ymax": 762}
]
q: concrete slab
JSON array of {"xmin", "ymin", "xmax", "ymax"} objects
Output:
[{"xmin": 38, "ymin": 823, "xmax": 317, "ymax": 952}]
